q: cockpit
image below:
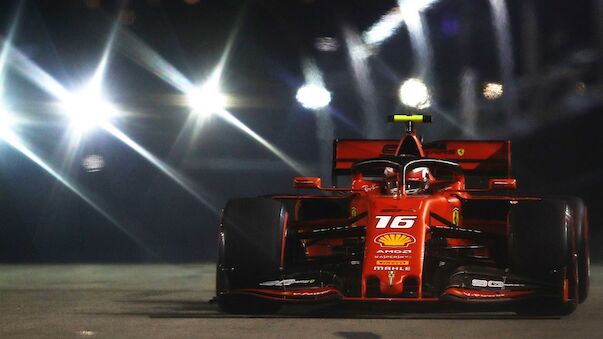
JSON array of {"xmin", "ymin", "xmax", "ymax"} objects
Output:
[{"xmin": 351, "ymin": 157, "xmax": 464, "ymax": 195}]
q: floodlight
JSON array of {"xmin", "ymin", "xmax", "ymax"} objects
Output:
[
  {"xmin": 399, "ymin": 78, "xmax": 431, "ymax": 109},
  {"xmin": 483, "ymin": 82, "xmax": 503, "ymax": 100},
  {"xmin": 186, "ymin": 81, "xmax": 226, "ymax": 116},
  {"xmin": 62, "ymin": 86, "xmax": 117, "ymax": 133},
  {"xmin": 296, "ymin": 84, "xmax": 331, "ymax": 110}
]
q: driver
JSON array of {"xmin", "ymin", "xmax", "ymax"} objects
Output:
[
  {"xmin": 383, "ymin": 166, "xmax": 399, "ymax": 194},
  {"xmin": 405, "ymin": 167, "xmax": 431, "ymax": 194}
]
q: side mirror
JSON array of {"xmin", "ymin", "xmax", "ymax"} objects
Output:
[
  {"xmin": 293, "ymin": 177, "xmax": 321, "ymax": 189},
  {"xmin": 488, "ymin": 178, "xmax": 517, "ymax": 190}
]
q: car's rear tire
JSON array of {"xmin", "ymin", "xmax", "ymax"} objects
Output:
[
  {"xmin": 216, "ymin": 198, "xmax": 286, "ymax": 314},
  {"xmin": 509, "ymin": 199, "xmax": 578, "ymax": 315}
]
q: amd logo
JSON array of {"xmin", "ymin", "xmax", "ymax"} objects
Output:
[{"xmin": 376, "ymin": 249, "xmax": 412, "ymax": 254}]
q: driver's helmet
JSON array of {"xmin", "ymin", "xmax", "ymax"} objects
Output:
[
  {"xmin": 406, "ymin": 167, "xmax": 431, "ymax": 194},
  {"xmin": 382, "ymin": 166, "xmax": 399, "ymax": 194}
]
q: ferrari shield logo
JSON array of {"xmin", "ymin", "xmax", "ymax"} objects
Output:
[
  {"xmin": 452, "ymin": 208, "xmax": 460, "ymax": 225},
  {"xmin": 457, "ymin": 148, "xmax": 465, "ymax": 156}
]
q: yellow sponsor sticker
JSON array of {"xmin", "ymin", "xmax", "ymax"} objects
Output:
[
  {"xmin": 376, "ymin": 260, "xmax": 409, "ymax": 266},
  {"xmin": 374, "ymin": 233, "xmax": 415, "ymax": 247},
  {"xmin": 452, "ymin": 208, "xmax": 460, "ymax": 226}
]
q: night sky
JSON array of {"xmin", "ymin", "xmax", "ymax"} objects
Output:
[{"xmin": 0, "ymin": 0, "xmax": 601, "ymax": 262}]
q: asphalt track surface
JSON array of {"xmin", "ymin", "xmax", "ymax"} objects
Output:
[{"xmin": 0, "ymin": 264, "xmax": 602, "ymax": 338}]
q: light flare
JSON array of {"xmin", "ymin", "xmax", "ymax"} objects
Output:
[
  {"xmin": 483, "ymin": 82, "xmax": 503, "ymax": 100},
  {"xmin": 62, "ymin": 85, "xmax": 118, "ymax": 134},
  {"xmin": 0, "ymin": 126, "xmax": 157, "ymax": 258},
  {"xmin": 343, "ymin": 26, "xmax": 380, "ymax": 138},
  {"xmin": 186, "ymin": 75, "xmax": 226, "ymax": 117},
  {"xmin": 115, "ymin": 24, "xmax": 305, "ymax": 176},
  {"xmin": 362, "ymin": 8, "xmax": 405, "ymax": 47},
  {"xmin": 102, "ymin": 123, "xmax": 218, "ymax": 211},
  {"xmin": 361, "ymin": 0, "xmax": 437, "ymax": 48},
  {"xmin": 399, "ymin": 78, "xmax": 431, "ymax": 109},
  {"xmin": 2, "ymin": 36, "xmax": 214, "ymax": 209},
  {"xmin": 215, "ymin": 109, "xmax": 307, "ymax": 175},
  {"xmin": 1, "ymin": 40, "xmax": 71, "ymax": 101},
  {"xmin": 296, "ymin": 84, "xmax": 331, "ymax": 110}
]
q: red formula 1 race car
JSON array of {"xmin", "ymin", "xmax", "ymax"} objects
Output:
[{"xmin": 215, "ymin": 115, "xmax": 589, "ymax": 315}]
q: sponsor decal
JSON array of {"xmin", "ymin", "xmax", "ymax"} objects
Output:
[
  {"xmin": 259, "ymin": 279, "xmax": 315, "ymax": 287},
  {"xmin": 377, "ymin": 260, "xmax": 409, "ymax": 266},
  {"xmin": 289, "ymin": 290, "xmax": 335, "ymax": 297},
  {"xmin": 375, "ymin": 255, "xmax": 411, "ymax": 260},
  {"xmin": 388, "ymin": 271, "xmax": 395, "ymax": 287},
  {"xmin": 461, "ymin": 291, "xmax": 503, "ymax": 298},
  {"xmin": 452, "ymin": 208, "xmax": 460, "ymax": 226},
  {"xmin": 362, "ymin": 184, "xmax": 379, "ymax": 192},
  {"xmin": 457, "ymin": 148, "xmax": 465, "ymax": 156},
  {"xmin": 351, "ymin": 207, "xmax": 357, "ymax": 218},
  {"xmin": 376, "ymin": 249, "xmax": 412, "ymax": 254},
  {"xmin": 375, "ymin": 215, "xmax": 417, "ymax": 229},
  {"xmin": 374, "ymin": 266, "xmax": 410, "ymax": 271},
  {"xmin": 374, "ymin": 233, "xmax": 416, "ymax": 248},
  {"xmin": 375, "ymin": 249, "xmax": 412, "ymax": 260},
  {"xmin": 471, "ymin": 279, "xmax": 525, "ymax": 288}
]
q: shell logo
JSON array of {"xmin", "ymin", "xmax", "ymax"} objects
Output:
[{"xmin": 374, "ymin": 233, "xmax": 416, "ymax": 248}]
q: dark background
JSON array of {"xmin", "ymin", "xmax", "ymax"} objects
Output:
[{"xmin": 0, "ymin": 0, "xmax": 601, "ymax": 262}]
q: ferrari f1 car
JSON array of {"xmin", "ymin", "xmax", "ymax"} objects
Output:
[{"xmin": 216, "ymin": 115, "xmax": 589, "ymax": 315}]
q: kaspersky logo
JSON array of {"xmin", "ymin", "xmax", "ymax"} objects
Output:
[{"xmin": 374, "ymin": 232, "xmax": 416, "ymax": 247}]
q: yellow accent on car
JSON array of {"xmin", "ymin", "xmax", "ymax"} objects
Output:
[
  {"xmin": 452, "ymin": 208, "xmax": 460, "ymax": 226},
  {"xmin": 390, "ymin": 114, "xmax": 430, "ymax": 123},
  {"xmin": 375, "ymin": 233, "xmax": 415, "ymax": 247}
]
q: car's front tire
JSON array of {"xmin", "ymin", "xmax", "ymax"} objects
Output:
[
  {"xmin": 564, "ymin": 197, "xmax": 589, "ymax": 303},
  {"xmin": 216, "ymin": 198, "xmax": 286, "ymax": 314}
]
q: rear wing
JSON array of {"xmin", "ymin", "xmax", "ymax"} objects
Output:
[
  {"xmin": 422, "ymin": 140, "xmax": 511, "ymax": 177},
  {"xmin": 332, "ymin": 139, "xmax": 511, "ymax": 184},
  {"xmin": 332, "ymin": 139, "xmax": 399, "ymax": 176}
]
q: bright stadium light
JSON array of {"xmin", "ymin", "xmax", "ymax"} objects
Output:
[
  {"xmin": 399, "ymin": 78, "xmax": 431, "ymax": 109},
  {"xmin": 362, "ymin": 8, "xmax": 405, "ymax": 47},
  {"xmin": 483, "ymin": 82, "xmax": 503, "ymax": 100},
  {"xmin": 296, "ymin": 84, "xmax": 331, "ymax": 110},
  {"xmin": 362, "ymin": 0, "xmax": 438, "ymax": 47},
  {"xmin": 186, "ymin": 80, "xmax": 226, "ymax": 117},
  {"xmin": 61, "ymin": 85, "xmax": 117, "ymax": 134}
]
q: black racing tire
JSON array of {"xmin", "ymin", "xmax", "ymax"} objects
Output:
[
  {"xmin": 216, "ymin": 198, "xmax": 286, "ymax": 314},
  {"xmin": 509, "ymin": 199, "xmax": 578, "ymax": 316},
  {"xmin": 563, "ymin": 197, "xmax": 590, "ymax": 303}
]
